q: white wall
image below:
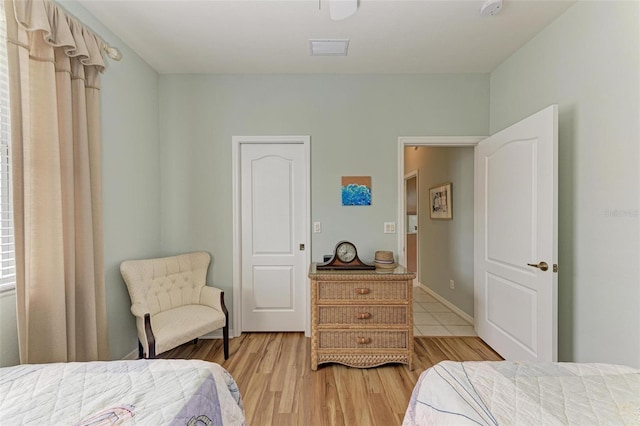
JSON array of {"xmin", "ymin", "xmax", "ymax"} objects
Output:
[
  {"xmin": 489, "ymin": 1, "xmax": 640, "ymax": 367},
  {"xmin": 159, "ymin": 74, "xmax": 490, "ymax": 327},
  {"xmin": 0, "ymin": 1, "xmax": 161, "ymax": 366},
  {"xmin": 405, "ymin": 146, "xmax": 475, "ymax": 317}
]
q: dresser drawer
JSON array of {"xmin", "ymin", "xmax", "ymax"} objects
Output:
[
  {"xmin": 318, "ymin": 305, "xmax": 408, "ymax": 326},
  {"xmin": 318, "ymin": 330, "xmax": 409, "ymax": 349},
  {"xmin": 317, "ymin": 281, "xmax": 409, "ymax": 301}
]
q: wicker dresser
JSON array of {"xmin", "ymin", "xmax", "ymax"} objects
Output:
[{"xmin": 309, "ymin": 263, "xmax": 416, "ymax": 370}]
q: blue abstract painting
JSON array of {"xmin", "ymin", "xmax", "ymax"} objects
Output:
[{"xmin": 341, "ymin": 176, "xmax": 371, "ymax": 206}]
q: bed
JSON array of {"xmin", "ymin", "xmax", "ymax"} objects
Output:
[
  {"xmin": 403, "ymin": 360, "xmax": 640, "ymax": 425},
  {"xmin": 0, "ymin": 358, "xmax": 245, "ymax": 425}
]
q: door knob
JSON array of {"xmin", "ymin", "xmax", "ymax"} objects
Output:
[{"xmin": 527, "ymin": 261, "xmax": 549, "ymax": 271}]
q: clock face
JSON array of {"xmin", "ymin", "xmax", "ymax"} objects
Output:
[{"xmin": 336, "ymin": 242, "xmax": 357, "ymax": 263}]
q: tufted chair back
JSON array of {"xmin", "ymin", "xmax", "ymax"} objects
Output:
[{"xmin": 121, "ymin": 252, "xmax": 211, "ymax": 316}]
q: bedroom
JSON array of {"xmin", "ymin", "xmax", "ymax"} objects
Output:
[{"xmin": 0, "ymin": 0, "xmax": 638, "ymax": 423}]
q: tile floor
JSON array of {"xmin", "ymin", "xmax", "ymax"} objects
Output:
[{"xmin": 413, "ymin": 286, "xmax": 477, "ymax": 337}]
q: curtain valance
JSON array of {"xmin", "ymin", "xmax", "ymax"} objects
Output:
[{"xmin": 10, "ymin": 0, "xmax": 109, "ymax": 71}]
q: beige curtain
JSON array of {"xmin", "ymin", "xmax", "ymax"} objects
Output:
[{"xmin": 4, "ymin": 0, "xmax": 109, "ymax": 363}]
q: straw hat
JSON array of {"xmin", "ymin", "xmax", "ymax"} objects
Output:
[{"xmin": 374, "ymin": 251, "xmax": 397, "ymax": 270}]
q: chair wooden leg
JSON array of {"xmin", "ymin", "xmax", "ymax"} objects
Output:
[
  {"xmin": 144, "ymin": 313, "xmax": 157, "ymax": 359},
  {"xmin": 192, "ymin": 338, "xmax": 198, "ymax": 345},
  {"xmin": 138, "ymin": 340, "xmax": 143, "ymax": 359},
  {"xmin": 223, "ymin": 324, "xmax": 229, "ymax": 360},
  {"xmin": 221, "ymin": 291, "xmax": 229, "ymax": 360}
]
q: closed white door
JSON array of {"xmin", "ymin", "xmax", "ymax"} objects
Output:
[
  {"xmin": 239, "ymin": 140, "xmax": 308, "ymax": 331},
  {"xmin": 474, "ymin": 105, "xmax": 558, "ymax": 362}
]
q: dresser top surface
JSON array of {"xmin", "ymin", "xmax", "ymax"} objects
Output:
[{"xmin": 309, "ymin": 263, "xmax": 415, "ymax": 280}]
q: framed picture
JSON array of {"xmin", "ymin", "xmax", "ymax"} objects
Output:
[
  {"xmin": 341, "ymin": 176, "xmax": 371, "ymax": 206},
  {"xmin": 429, "ymin": 182, "xmax": 452, "ymax": 220}
]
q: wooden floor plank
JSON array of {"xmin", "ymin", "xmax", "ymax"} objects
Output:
[
  {"xmin": 368, "ymin": 392, "xmax": 402, "ymax": 426},
  {"xmin": 375, "ymin": 366, "xmax": 415, "ymax": 415},
  {"xmin": 160, "ymin": 333, "xmax": 502, "ymax": 425},
  {"xmin": 332, "ymin": 365, "xmax": 362, "ymax": 426},
  {"xmin": 249, "ymin": 374, "xmax": 275, "ymax": 425},
  {"xmin": 277, "ymin": 363, "xmax": 297, "ymax": 413}
]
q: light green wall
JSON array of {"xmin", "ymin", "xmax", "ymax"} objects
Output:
[
  {"xmin": 0, "ymin": 290, "xmax": 19, "ymax": 366},
  {"xmin": 405, "ymin": 147, "xmax": 475, "ymax": 317},
  {"xmin": 159, "ymin": 74, "xmax": 490, "ymax": 325},
  {"xmin": 0, "ymin": 1, "xmax": 161, "ymax": 366},
  {"xmin": 489, "ymin": 1, "xmax": 640, "ymax": 367}
]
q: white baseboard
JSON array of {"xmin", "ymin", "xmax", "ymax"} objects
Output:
[
  {"xmin": 122, "ymin": 348, "xmax": 138, "ymax": 360},
  {"xmin": 415, "ymin": 282, "xmax": 475, "ymax": 325},
  {"xmin": 121, "ymin": 329, "xmax": 236, "ymax": 360},
  {"xmin": 201, "ymin": 328, "xmax": 236, "ymax": 339}
]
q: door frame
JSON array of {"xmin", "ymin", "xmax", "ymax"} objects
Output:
[
  {"xmin": 396, "ymin": 136, "xmax": 484, "ymax": 270},
  {"xmin": 404, "ymin": 169, "xmax": 419, "ymax": 279},
  {"xmin": 232, "ymin": 135, "xmax": 311, "ymax": 337}
]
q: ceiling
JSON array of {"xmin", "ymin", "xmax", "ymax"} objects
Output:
[{"xmin": 77, "ymin": 0, "xmax": 576, "ymax": 74}]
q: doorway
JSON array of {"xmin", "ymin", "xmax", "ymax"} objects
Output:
[
  {"xmin": 397, "ymin": 136, "xmax": 483, "ymax": 271},
  {"xmin": 399, "ymin": 138, "xmax": 480, "ymax": 335},
  {"xmin": 397, "ymin": 105, "xmax": 558, "ymax": 362}
]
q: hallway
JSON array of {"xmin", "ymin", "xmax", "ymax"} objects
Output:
[{"xmin": 413, "ymin": 286, "xmax": 476, "ymax": 337}]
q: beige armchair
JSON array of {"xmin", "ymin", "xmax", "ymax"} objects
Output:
[{"xmin": 120, "ymin": 251, "xmax": 229, "ymax": 359}]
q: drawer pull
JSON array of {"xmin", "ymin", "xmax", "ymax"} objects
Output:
[
  {"xmin": 355, "ymin": 287, "xmax": 370, "ymax": 295},
  {"xmin": 356, "ymin": 312, "xmax": 371, "ymax": 320},
  {"xmin": 356, "ymin": 337, "xmax": 372, "ymax": 345}
]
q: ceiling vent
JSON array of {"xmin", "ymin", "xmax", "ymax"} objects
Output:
[{"xmin": 309, "ymin": 39, "xmax": 350, "ymax": 56}]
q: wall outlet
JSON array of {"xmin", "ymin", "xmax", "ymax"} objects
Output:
[
  {"xmin": 449, "ymin": 280, "xmax": 455, "ymax": 290},
  {"xmin": 313, "ymin": 221, "xmax": 321, "ymax": 233},
  {"xmin": 384, "ymin": 222, "xmax": 396, "ymax": 234}
]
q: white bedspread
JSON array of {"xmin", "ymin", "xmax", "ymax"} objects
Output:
[
  {"xmin": 403, "ymin": 361, "xmax": 640, "ymax": 426},
  {"xmin": 0, "ymin": 359, "xmax": 245, "ymax": 425}
]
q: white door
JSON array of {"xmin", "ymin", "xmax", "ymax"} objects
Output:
[
  {"xmin": 239, "ymin": 139, "xmax": 308, "ymax": 331},
  {"xmin": 474, "ymin": 105, "xmax": 558, "ymax": 362}
]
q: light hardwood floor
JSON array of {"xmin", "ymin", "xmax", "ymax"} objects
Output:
[{"xmin": 160, "ymin": 333, "xmax": 502, "ymax": 425}]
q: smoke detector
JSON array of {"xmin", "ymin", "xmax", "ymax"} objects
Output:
[{"xmin": 480, "ymin": 0, "xmax": 503, "ymax": 16}]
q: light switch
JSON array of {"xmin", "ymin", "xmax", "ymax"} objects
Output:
[
  {"xmin": 384, "ymin": 222, "xmax": 396, "ymax": 234},
  {"xmin": 313, "ymin": 222, "xmax": 322, "ymax": 233}
]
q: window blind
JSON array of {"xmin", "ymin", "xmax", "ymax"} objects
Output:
[{"xmin": 0, "ymin": 2, "xmax": 16, "ymax": 292}]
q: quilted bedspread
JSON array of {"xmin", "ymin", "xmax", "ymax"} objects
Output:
[
  {"xmin": 403, "ymin": 361, "xmax": 640, "ymax": 425},
  {"xmin": 0, "ymin": 359, "xmax": 245, "ymax": 425}
]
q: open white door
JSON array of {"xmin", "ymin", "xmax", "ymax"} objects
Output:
[{"xmin": 474, "ymin": 105, "xmax": 558, "ymax": 362}]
